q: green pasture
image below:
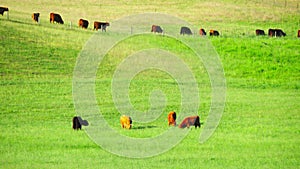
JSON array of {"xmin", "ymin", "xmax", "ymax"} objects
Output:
[{"xmin": 1, "ymin": 0, "xmax": 300, "ymax": 168}]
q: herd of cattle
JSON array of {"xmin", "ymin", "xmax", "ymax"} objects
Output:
[
  {"xmin": 1, "ymin": 6, "xmax": 300, "ymax": 37},
  {"xmin": 72, "ymin": 111, "xmax": 201, "ymax": 130}
]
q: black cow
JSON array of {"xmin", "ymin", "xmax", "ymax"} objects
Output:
[
  {"xmin": 78, "ymin": 19, "xmax": 89, "ymax": 29},
  {"xmin": 199, "ymin": 28, "xmax": 206, "ymax": 36},
  {"xmin": 256, "ymin": 29, "xmax": 265, "ymax": 36},
  {"xmin": 180, "ymin": 26, "xmax": 193, "ymax": 35},
  {"xmin": 50, "ymin": 12, "xmax": 64, "ymax": 24},
  {"xmin": 32, "ymin": 13, "xmax": 40, "ymax": 23},
  {"xmin": 72, "ymin": 116, "xmax": 89, "ymax": 130},
  {"xmin": 209, "ymin": 30, "xmax": 219, "ymax": 36},
  {"xmin": 268, "ymin": 29, "xmax": 286, "ymax": 37},
  {"xmin": 94, "ymin": 21, "xmax": 110, "ymax": 31},
  {"xmin": 0, "ymin": 7, "xmax": 9, "ymax": 16},
  {"xmin": 151, "ymin": 25, "xmax": 163, "ymax": 33}
]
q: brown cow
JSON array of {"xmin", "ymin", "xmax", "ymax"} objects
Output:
[
  {"xmin": 255, "ymin": 29, "xmax": 265, "ymax": 36},
  {"xmin": 94, "ymin": 21, "xmax": 110, "ymax": 31},
  {"xmin": 209, "ymin": 30, "xmax": 219, "ymax": 36},
  {"xmin": 32, "ymin": 13, "xmax": 40, "ymax": 23},
  {"xmin": 199, "ymin": 28, "xmax": 206, "ymax": 36},
  {"xmin": 120, "ymin": 115, "xmax": 132, "ymax": 129},
  {"xmin": 0, "ymin": 7, "xmax": 9, "ymax": 16},
  {"xmin": 178, "ymin": 116, "xmax": 200, "ymax": 129},
  {"xmin": 298, "ymin": 30, "xmax": 300, "ymax": 38},
  {"xmin": 151, "ymin": 25, "xmax": 163, "ymax": 33},
  {"xmin": 72, "ymin": 116, "xmax": 89, "ymax": 130},
  {"xmin": 168, "ymin": 111, "xmax": 176, "ymax": 126},
  {"xmin": 50, "ymin": 12, "xmax": 64, "ymax": 24},
  {"xmin": 78, "ymin": 19, "xmax": 89, "ymax": 29}
]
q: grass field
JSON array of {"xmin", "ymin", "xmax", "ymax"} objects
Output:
[{"xmin": 0, "ymin": 0, "xmax": 300, "ymax": 168}]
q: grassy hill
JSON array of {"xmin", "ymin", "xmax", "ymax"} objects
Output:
[{"xmin": 0, "ymin": 0, "xmax": 299, "ymax": 168}]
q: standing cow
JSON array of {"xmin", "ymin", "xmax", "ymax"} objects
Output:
[
  {"xmin": 120, "ymin": 115, "xmax": 132, "ymax": 129},
  {"xmin": 151, "ymin": 25, "xmax": 163, "ymax": 33},
  {"xmin": 298, "ymin": 30, "xmax": 300, "ymax": 38},
  {"xmin": 94, "ymin": 21, "xmax": 110, "ymax": 31},
  {"xmin": 199, "ymin": 28, "xmax": 206, "ymax": 36},
  {"xmin": 32, "ymin": 13, "xmax": 40, "ymax": 23},
  {"xmin": 72, "ymin": 116, "xmax": 89, "ymax": 130},
  {"xmin": 256, "ymin": 29, "xmax": 265, "ymax": 36},
  {"xmin": 78, "ymin": 19, "xmax": 89, "ymax": 29},
  {"xmin": 168, "ymin": 111, "xmax": 177, "ymax": 126},
  {"xmin": 50, "ymin": 12, "xmax": 64, "ymax": 24},
  {"xmin": 209, "ymin": 30, "xmax": 220, "ymax": 36},
  {"xmin": 268, "ymin": 29, "xmax": 286, "ymax": 37},
  {"xmin": 180, "ymin": 26, "xmax": 193, "ymax": 35},
  {"xmin": 0, "ymin": 7, "xmax": 8, "ymax": 16},
  {"xmin": 178, "ymin": 116, "xmax": 200, "ymax": 129}
]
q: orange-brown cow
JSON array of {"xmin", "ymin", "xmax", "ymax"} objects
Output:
[
  {"xmin": 179, "ymin": 116, "xmax": 200, "ymax": 129},
  {"xmin": 199, "ymin": 28, "xmax": 206, "ymax": 36},
  {"xmin": 78, "ymin": 19, "xmax": 89, "ymax": 29},
  {"xmin": 120, "ymin": 115, "xmax": 132, "ymax": 129},
  {"xmin": 50, "ymin": 12, "xmax": 64, "ymax": 24},
  {"xmin": 32, "ymin": 13, "xmax": 40, "ymax": 23},
  {"xmin": 168, "ymin": 111, "xmax": 176, "ymax": 126},
  {"xmin": 94, "ymin": 21, "xmax": 110, "ymax": 31}
]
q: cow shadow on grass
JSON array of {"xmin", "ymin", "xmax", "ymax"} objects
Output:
[{"xmin": 132, "ymin": 125, "xmax": 158, "ymax": 130}]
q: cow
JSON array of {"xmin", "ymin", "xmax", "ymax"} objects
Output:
[
  {"xmin": 178, "ymin": 116, "xmax": 200, "ymax": 129},
  {"xmin": 298, "ymin": 30, "xmax": 300, "ymax": 38},
  {"xmin": 268, "ymin": 29, "xmax": 286, "ymax": 37},
  {"xmin": 209, "ymin": 30, "xmax": 220, "ymax": 36},
  {"xmin": 168, "ymin": 111, "xmax": 177, "ymax": 126},
  {"xmin": 72, "ymin": 116, "xmax": 89, "ymax": 130},
  {"xmin": 94, "ymin": 21, "xmax": 110, "ymax": 31},
  {"xmin": 78, "ymin": 19, "xmax": 89, "ymax": 29},
  {"xmin": 0, "ymin": 7, "xmax": 9, "ymax": 16},
  {"xmin": 50, "ymin": 12, "xmax": 64, "ymax": 24},
  {"xmin": 120, "ymin": 115, "xmax": 132, "ymax": 129},
  {"xmin": 180, "ymin": 26, "xmax": 193, "ymax": 35},
  {"xmin": 32, "ymin": 13, "xmax": 40, "ymax": 23},
  {"xmin": 151, "ymin": 25, "xmax": 163, "ymax": 33},
  {"xmin": 199, "ymin": 28, "xmax": 206, "ymax": 36},
  {"xmin": 256, "ymin": 29, "xmax": 265, "ymax": 36}
]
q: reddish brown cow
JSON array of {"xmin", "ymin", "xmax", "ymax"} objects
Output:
[
  {"xmin": 32, "ymin": 13, "xmax": 40, "ymax": 23},
  {"xmin": 78, "ymin": 19, "xmax": 89, "ymax": 29},
  {"xmin": 151, "ymin": 25, "xmax": 163, "ymax": 33},
  {"xmin": 199, "ymin": 28, "xmax": 206, "ymax": 36},
  {"xmin": 298, "ymin": 30, "xmax": 300, "ymax": 38},
  {"xmin": 255, "ymin": 29, "xmax": 265, "ymax": 36},
  {"xmin": 179, "ymin": 116, "xmax": 200, "ymax": 129},
  {"xmin": 50, "ymin": 12, "xmax": 64, "ymax": 24},
  {"xmin": 0, "ymin": 7, "xmax": 8, "ymax": 16},
  {"xmin": 168, "ymin": 111, "xmax": 177, "ymax": 126},
  {"xmin": 120, "ymin": 115, "xmax": 132, "ymax": 129},
  {"xmin": 94, "ymin": 21, "xmax": 110, "ymax": 31}
]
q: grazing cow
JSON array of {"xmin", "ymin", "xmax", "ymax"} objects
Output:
[
  {"xmin": 0, "ymin": 7, "xmax": 9, "ymax": 16},
  {"xmin": 180, "ymin": 26, "xmax": 193, "ymax": 35},
  {"xmin": 209, "ymin": 30, "xmax": 220, "ymax": 36},
  {"xmin": 50, "ymin": 12, "xmax": 64, "ymax": 24},
  {"xmin": 32, "ymin": 13, "xmax": 40, "ymax": 23},
  {"xmin": 72, "ymin": 116, "xmax": 89, "ymax": 130},
  {"xmin": 120, "ymin": 115, "xmax": 132, "ymax": 129},
  {"xmin": 298, "ymin": 30, "xmax": 300, "ymax": 38},
  {"xmin": 78, "ymin": 19, "xmax": 89, "ymax": 29},
  {"xmin": 268, "ymin": 29, "xmax": 286, "ymax": 37},
  {"xmin": 151, "ymin": 25, "xmax": 163, "ymax": 33},
  {"xmin": 168, "ymin": 111, "xmax": 177, "ymax": 126},
  {"xmin": 94, "ymin": 21, "xmax": 110, "ymax": 31},
  {"xmin": 199, "ymin": 28, "xmax": 206, "ymax": 36},
  {"xmin": 256, "ymin": 29, "xmax": 265, "ymax": 36},
  {"xmin": 179, "ymin": 116, "xmax": 200, "ymax": 129}
]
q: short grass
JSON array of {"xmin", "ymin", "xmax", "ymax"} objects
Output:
[{"xmin": 0, "ymin": 0, "xmax": 299, "ymax": 168}]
